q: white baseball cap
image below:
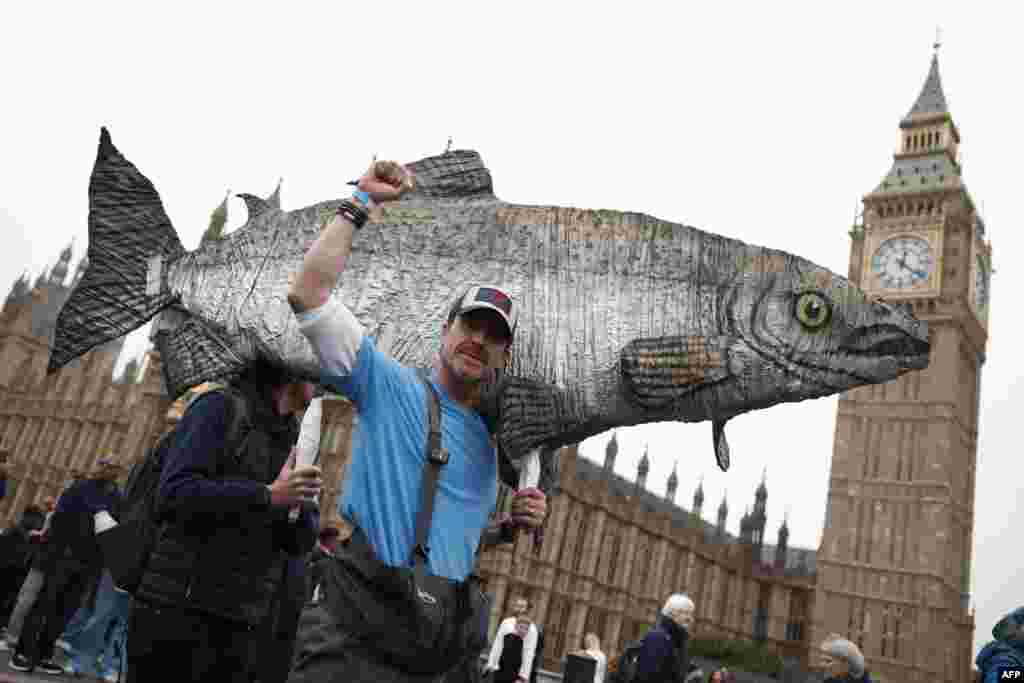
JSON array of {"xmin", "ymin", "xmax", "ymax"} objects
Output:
[{"xmin": 448, "ymin": 285, "xmax": 518, "ymax": 340}]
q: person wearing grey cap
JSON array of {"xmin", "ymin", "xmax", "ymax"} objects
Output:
[{"xmin": 286, "ymin": 161, "xmax": 548, "ymax": 683}]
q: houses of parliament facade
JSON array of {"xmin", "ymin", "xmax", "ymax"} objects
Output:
[{"xmin": 0, "ymin": 51, "xmax": 989, "ymax": 682}]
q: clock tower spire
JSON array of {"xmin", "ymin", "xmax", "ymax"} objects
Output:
[{"xmin": 814, "ymin": 47, "xmax": 990, "ymax": 683}]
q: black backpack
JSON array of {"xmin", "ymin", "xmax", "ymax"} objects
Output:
[
  {"xmin": 98, "ymin": 387, "xmax": 253, "ymax": 593},
  {"xmin": 607, "ymin": 640, "xmax": 644, "ymax": 683}
]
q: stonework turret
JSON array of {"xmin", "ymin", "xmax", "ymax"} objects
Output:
[
  {"xmin": 752, "ymin": 468, "xmax": 767, "ymax": 551},
  {"xmin": 5, "ymin": 272, "xmax": 30, "ymax": 306},
  {"xmin": 740, "ymin": 507, "xmax": 753, "ymax": 544},
  {"xmin": 603, "ymin": 431, "xmax": 618, "ymax": 474},
  {"xmin": 716, "ymin": 492, "xmax": 728, "ymax": 540},
  {"xmin": 635, "ymin": 445, "xmax": 650, "ymax": 493},
  {"xmin": 775, "ymin": 514, "xmax": 790, "ymax": 571},
  {"xmin": 72, "ymin": 256, "xmax": 89, "ymax": 287},
  {"xmin": 49, "ymin": 242, "xmax": 73, "ymax": 286},
  {"xmin": 665, "ymin": 461, "xmax": 678, "ymax": 503},
  {"xmin": 692, "ymin": 475, "xmax": 704, "ymax": 518}
]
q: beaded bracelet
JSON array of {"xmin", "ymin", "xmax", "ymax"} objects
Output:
[{"xmin": 335, "ymin": 200, "xmax": 369, "ymax": 230}]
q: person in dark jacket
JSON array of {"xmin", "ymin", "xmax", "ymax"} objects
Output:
[
  {"xmin": 10, "ymin": 458, "xmax": 123, "ymax": 675},
  {"xmin": 3, "ymin": 496, "xmax": 57, "ymax": 650},
  {"xmin": 125, "ymin": 366, "xmax": 322, "ymax": 683},
  {"xmin": 634, "ymin": 593, "xmax": 694, "ymax": 683},
  {"xmin": 976, "ymin": 607, "xmax": 1024, "ymax": 683}
]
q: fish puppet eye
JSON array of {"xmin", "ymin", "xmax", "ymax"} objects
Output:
[{"xmin": 794, "ymin": 292, "xmax": 832, "ymax": 331}]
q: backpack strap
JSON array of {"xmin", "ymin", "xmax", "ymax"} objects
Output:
[{"xmin": 410, "ymin": 369, "xmax": 447, "ymax": 577}]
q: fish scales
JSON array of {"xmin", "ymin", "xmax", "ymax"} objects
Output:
[{"xmin": 50, "ymin": 129, "xmax": 930, "ymax": 473}]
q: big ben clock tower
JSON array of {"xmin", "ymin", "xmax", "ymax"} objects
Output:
[{"xmin": 812, "ymin": 47, "xmax": 991, "ymax": 683}]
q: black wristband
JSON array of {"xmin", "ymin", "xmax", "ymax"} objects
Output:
[{"xmin": 335, "ymin": 200, "xmax": 369, "ymax": 230}]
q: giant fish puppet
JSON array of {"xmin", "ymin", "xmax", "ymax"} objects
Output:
[{"xmin": 49, "ymin": 129, "xmax": 929, "ymax": 482}]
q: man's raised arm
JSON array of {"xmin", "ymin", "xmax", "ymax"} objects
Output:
[{"xmin": 287, "ymin": 160, "xmax": 411, "ymax": 313}]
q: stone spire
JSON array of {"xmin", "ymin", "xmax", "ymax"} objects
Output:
[
  {"xmin": 716, "ymin": 491, "xmax": 728, "ymax": 539},
  {"xmin": 6, "ymin": 271, "xmax": 30, "ymax": 305},
  {"xmin": 692, "ymin": 474, "xmax": 704, "ymax": 517},
  {"xmin": 902, "ymin": 50, "xmax": 948, "ymax": 125},
  {"xmin": 740, "ymin": 506, "xmax": 753, "ymax": 543},
  {"xmin": 752, "ymin": 468, "xmax": 767, "ymax": 550},
  {"xmin": 72, "ymin": 256, "xmax": 89, "ymax": 287},
  {"xmin": 755, "ymin": 466, "xmax": 767, "ymax": 503},
  {"xmin": 636, "ymin": 445, "xmax": 650, "ymax": 492},
  {"xmin": 775, "ymin": 508, "xmax": 790, "ymax": 570},
  {"xmin": 49, "ymin": 241, "xmax": 74, "ymax": 286},
  {"xmin": 603, "ymin": 431, "xmax": 619, "ymax": 473},
  {"xmin": 665, "ymin": 461, "xmax": 678, "ymax": 503}
]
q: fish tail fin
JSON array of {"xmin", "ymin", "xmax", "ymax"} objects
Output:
[{"xmin": 48, "ymin": 128, "xmax": 186, "ymax": 374}]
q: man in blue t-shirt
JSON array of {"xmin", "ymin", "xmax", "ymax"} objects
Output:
[{"xmin": 286, "ymin": 161, "xmax": 547, "ymax": 683}]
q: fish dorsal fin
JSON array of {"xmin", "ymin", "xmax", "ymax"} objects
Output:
[
  {"xmin": 237, "ymin": 193, "xmax": 274, "ymax": 223},
  {"xmin": 402, "ymin": 149, "xmax": 495, "ymax": 200}
]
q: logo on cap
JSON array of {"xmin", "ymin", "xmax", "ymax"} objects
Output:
[
  {"xmin": 457, "ymin": 285, "xmax": 518, "ymax": 337},
  {"xmin": 473, "ymin": 287, "xmax": 512, "ymax": 316}
]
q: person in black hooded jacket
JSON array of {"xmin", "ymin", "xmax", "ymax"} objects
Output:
[
  {"xmin": 633, "ymin": 594, "xmax": 694, "ymax": 683},
  {"xmin": 125, "ymin": 366, "xmax": 323, "ymax": 683}
]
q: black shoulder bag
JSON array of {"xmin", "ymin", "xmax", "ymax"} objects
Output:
[{"xmin": 320, "ymin": 371, "xmax": 491, "ymax": 675}]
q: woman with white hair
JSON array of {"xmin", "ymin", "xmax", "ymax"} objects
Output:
[
  {"xmin": 633, "ymin": 593, "xmax": 695, "ymax": 683},
  {"xmin": 810, "ymin": 635, "xmax": 872, "ymax": 683}
]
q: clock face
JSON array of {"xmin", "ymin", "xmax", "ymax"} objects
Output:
[
  {"xmin": 975, "ymin": 256, "xmax": 990, "ymax": 310},
  {"xmin": 870, "ymin": 236, "xmax": 934, "ymax": 290}
]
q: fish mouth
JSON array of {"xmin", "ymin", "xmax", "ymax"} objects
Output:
[{"xmin": 841, "ymin": 324, "xmax": 930, "ymax": 361}]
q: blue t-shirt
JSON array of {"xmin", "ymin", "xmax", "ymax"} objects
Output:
[{"xmin": 323, "ymin": 337, "xmax": 498, "ymax": 581}]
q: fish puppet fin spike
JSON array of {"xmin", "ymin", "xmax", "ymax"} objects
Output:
[
  {"xmin": 237, "ymin": 193, "xmax": 275, "ymax": 225},
  {"xmin": 48, "ymin": 127, "xmax": 186, "ymax": 374},
  {"xmin": 713, "ymin": 419, "xmax": 731, "ymax": 472}
]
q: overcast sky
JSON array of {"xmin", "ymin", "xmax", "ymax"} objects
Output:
[{"xmin": 2, "ymin": 1, "xmax": 1019, "ymax": 661}]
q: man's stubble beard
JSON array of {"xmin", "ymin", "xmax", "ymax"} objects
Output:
[{"xmin": 440, "ymin": 345, "xmax": 487, "ymax": 387}]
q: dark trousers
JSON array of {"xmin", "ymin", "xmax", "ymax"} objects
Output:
[
  {"xmin": 287, "ymin": 603, "xmax": 446, "ymax": 683},
  {"xmin": 250, "ymin": 566, "xmax": 307, "ymax": 683},
  {"xmin": 442, "ymin": 654, "xmax": 484, "ymax": 683},
  {"xmin": 126, "ymin": 600, "xmax": 253, "ymax": 683},
  {"xmin": 0, "ymin": 566, "xmax": 28, "ymax": 623},
  {"xmin": 16, "ymin": 559, "xmax": 93, "ymax": 666}
]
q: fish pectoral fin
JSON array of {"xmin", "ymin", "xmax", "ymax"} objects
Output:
[
  {"xmin": 620, "ymin": 335, "xmax": 730, "ymax": 410},
  {"xmin": 712, "ymin": 419, "xmax": 730, "ymax": 472}
]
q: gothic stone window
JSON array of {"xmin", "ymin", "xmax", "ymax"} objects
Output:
[{"xmin": 545, "ymin": 594, "xmax": 573, "ymax": 668}]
